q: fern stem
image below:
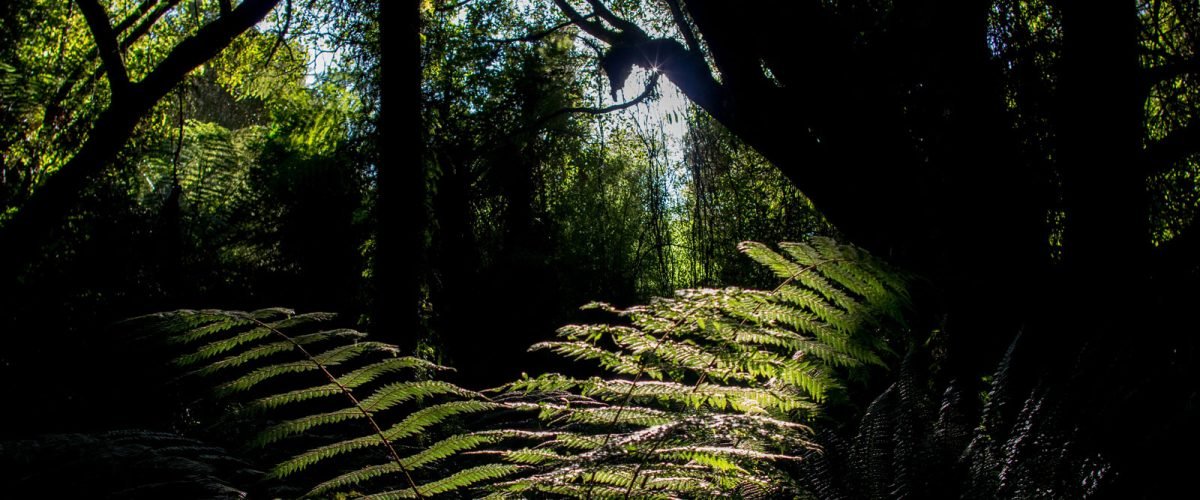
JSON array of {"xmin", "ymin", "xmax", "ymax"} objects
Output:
[{"xmin": 242, "ymin": 314, "xmax": 426, "ymax": 499}]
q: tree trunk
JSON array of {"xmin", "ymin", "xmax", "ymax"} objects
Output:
[
  {"xmin": 1055, "ymin": 2, "xmax": 1150, "ymax": 490},
  {"xmin": 374, "ymin": 0, "xmax": 425, "ymax": 351},
  {"xmin": 1059, "ymin": 1, "xmax": 1146, "ymax": 299}
]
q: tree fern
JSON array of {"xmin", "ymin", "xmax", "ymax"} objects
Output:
[{"xmin": 127, "ymin": 237, "xmax": 907, "ymax": 498}]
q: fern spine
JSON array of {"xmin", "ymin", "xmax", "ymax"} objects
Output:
[{"xmin": 239, "ymin": 314, "xmax": 425, "ymax": 499}]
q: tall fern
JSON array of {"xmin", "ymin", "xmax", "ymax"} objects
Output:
[{"xmin": 126, "ymin": 237, "xmax": 907, "ymax": 498}]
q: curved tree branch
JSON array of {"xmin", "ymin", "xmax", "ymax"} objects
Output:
[
  {"xmin": 113, "ymin": 0, "xmax": 161, "ymax": 35},
  {"xmin": 119, "ymin": 0, "xmax": 181, "ymax": 53},
  {"xmin": 551, "ymin": 0, "xmax": 723, "ymax": 123},
  {"xmin": 136, "ymin": 0, "xmax": 282, "ymax": 107},
  {"xmin": 664, "ymin": 0, "xmax": 702, "ymax": 54},
  {"xmin": 552, "ymin": 0, "xmax": 620, "ymax": 44},
  {"xmin": 75, "ymin": 0, "xmax": 130, "ymax": 96},
  {"xmin": 46, "ymin": 0, "xmax": 182, "ymax": 129},
  {"xmin": 584, "ymin": 0, "xmax": 639, "ymax": 33},
  {"xmin": 436, "ymin": 0, "xmax": 475, "ymax": 12}
]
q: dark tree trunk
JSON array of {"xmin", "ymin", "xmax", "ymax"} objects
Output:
[
  {"xmin": 374, "ymin": 0, "xmax": 425, "ymax": 350},
  {"xmin": 911, "ymin": 0, "xmax": 1049, "ymax": 385},
  {"xmin": 1055, "ymin": 2, "xmax": 1152, "ymax": 491},
  {"xmin": 1059, "ymin": 1, "xmax": 1147, "ymax": 303},
  {"xmin": 684, "ymin": 0, "xmax": 1048, "ymax": 383}
]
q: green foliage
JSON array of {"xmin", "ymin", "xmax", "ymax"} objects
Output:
[
  {"xmin": 125, "ymin": 237, "xmax": 907, "ymax": 498},
  {"xmin": 679, "ymin": 112, "xmax": 832, "ymax": 288},
  {"xmin": 128, "ymin": 307, "xmax": 495, "ymax": 497}
]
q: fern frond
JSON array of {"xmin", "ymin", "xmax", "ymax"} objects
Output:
[
  {"xmin": 128, "ymin": 237, "xmax": 905, "ymax": 498},
  {"xmin": 359, "ymin": 464, "xmax": 524, "ymax": 499},
  {"xmin": 216, "ymin": 341, "xmax": 393, "ymax": 396},
  {"xmin": 658, "ymin": 445, "xmax": 802, "ymax": 465},
  {"xmin": 529, "ymin": 340, "xmax": 646, "ymax": 376},
  {"xmin": 249, "ymin": 307, "xmax": 297, "ymax": 320},
  {"xmin": 190, "ymin": 329, "xmax": 364, "ymax": 374},
  {"xmin": 272, "ymin": 400, "xmax": 501, "ymax": 478},
  {"xmin": 361, "ymin": 380, "xmax": 479, "ymax": 412},
  {"xmin": 133, "ymin": 309, "xmax": 481, "ymax": 498},
  {"xmin": 501, "ymin": 401, "xmax": 674, "ymax": 428},
  {"xmin": 501, "ymin": 448, "xmax": 566, "ymax": 465},
  {"xmin": 489, "ymin": 238, "xmax": 906, "ymax": 497},
  {"xmin": 171, "ymin": 315, "xmax": 256, "ymax": 344},
  {"xmin": 307, "ymin": 432, "xmax": 512, "ymax": 496},
  {"xmin": 249, "ymin": 357, "xmax": 449, "ymax": 411},
  {"xmin": 740, "ymin": 241, "xmax": 858, "ymax": 311}
]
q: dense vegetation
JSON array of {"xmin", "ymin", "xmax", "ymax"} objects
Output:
[{"xmin": 1, "ymin": 0, "xmax": 1197, "ymax": 498}]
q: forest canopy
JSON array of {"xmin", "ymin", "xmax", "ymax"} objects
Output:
[{"xmin": 1, "ymin": 0, "xmax": 1198, "ymax": 498}]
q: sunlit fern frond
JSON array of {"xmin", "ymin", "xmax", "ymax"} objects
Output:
[
  {"xmin": 126, "ymin": 237, "xmax": 907, "ymax": 498},
  {"xmin": 127, "ymin": 308, "xmax": 512, "ymax": 499},
  {"xmin": 475, "ymin": 238, "xmax": 907, "ymax": 497}
]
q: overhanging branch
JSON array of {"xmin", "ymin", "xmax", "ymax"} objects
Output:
[
  {"xmin": 136, "ymin": 0, "xmax": 283, "ymax": 106},
  {"xmin": 112, "ymin": 0, "xmax": 160, "ymax": 35},
  {"xmin": 584, "ymin": 0, "xmax": 639, "ymax": 33},
  {"xmin": 552, "ymin": 0, "xmax": 620, "ymax": 44},
  {"xmin": 76, "ymin": 0, "xmax": 130, "ymax": 96},
  {"xmin": 665, "ymin": 0, "xmax": 702, "ymax": 54},
  {"xmin": 47, "ymin": 0, "xmax": 181, "ymax": 123}
]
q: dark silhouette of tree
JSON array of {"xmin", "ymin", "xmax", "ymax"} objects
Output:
[
  {"xmin": 374, "ymin": 0, "xmax": 426, "ymax": 351},
  {"xmin": 540, "ymin": 1, "xmax": 1200, "ymax": 494},
  {"xmin": 546, "ymin": 0, "xmax": 1195, "ymax": 378}
]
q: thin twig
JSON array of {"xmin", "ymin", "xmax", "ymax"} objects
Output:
[
  {"xmin": 171, "ymin": 87, "xmax": 184, "ymax": 188},
  {"xmin": 264, "ymin": 0, "xmax": 293, "ymax": 68},
  {"xmin": 436, "ymin": 0, "xmax": 475, "ymax": 12},
  {"xmin": 511, "ymin": 72, "xmax": 659, "ymax": 141}
]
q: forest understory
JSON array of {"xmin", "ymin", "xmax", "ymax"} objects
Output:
[{"xmin": 1, "ymin": 1, "xmax": 1198, "ymax": 498}]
